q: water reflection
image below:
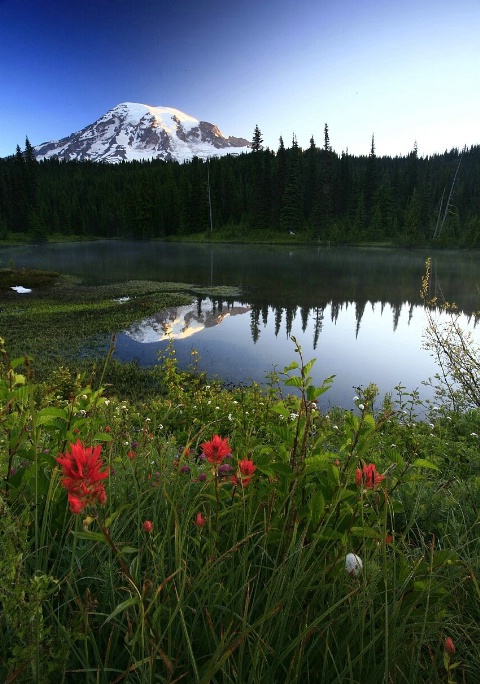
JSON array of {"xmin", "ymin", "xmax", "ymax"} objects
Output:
[
  {"xmin": 116, "ymin": 292, "xmax": 479, "ymax": 411},
  {"xmin": 125, "ymin": 300, "xmax": 251, "ymax": 342},
  {"xmin": 3, "ymin": 241, "xmax": 480, "ymax": 408}
]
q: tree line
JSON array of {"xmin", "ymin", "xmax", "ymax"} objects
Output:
[{"xmin": 1, "ymin": 127, "xmax": 479, "ymax": 246}]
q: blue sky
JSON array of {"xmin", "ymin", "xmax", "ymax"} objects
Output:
[{"xmin": 1, "ymin": 0, "xmax": 479, "ymax": 158}]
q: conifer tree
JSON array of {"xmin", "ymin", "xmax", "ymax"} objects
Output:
[
  {"xmin": 323, "ymin": 123, "xmax": 331, "ymax": 152},
  {"xmin": 364, "ymin": 134, "xmax": 377, "ymax": 226},
  {"xmin": 252, "ymin": 125, "xmax": 264, "ymax": 152},
  {"xmin": 280, "ymin": 135, "xmax": 303, "ymax": 233},
  {"xmin": 304, "ymin": 135, "xmax": 318, "ymax": 223},
  {"xmin": 312, "ymin": 125, "xmax": 335, "ymax": 239}
]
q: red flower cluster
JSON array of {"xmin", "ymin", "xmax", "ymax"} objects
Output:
[
  {"xmin": 232, "ymin": 459, "xmax": 257, "ymax": 488},
  {"xmin": 444, "ymin": 637, "xmax": 455, "ymax": 656},
  {"xmin": 201, "ymin": 435, "xmax": 231, "ymax": 465},
  {"xmin": 194, "ymin": 512, "xmax": 206, "ymax": 527},
  {"xmin": 355, "ymin": 462, "xmax": 385, "ymax": 489},
  {"xmin": 56, "ymin": 440, "xmax": 109, "ymax": 514},
  {"xmin": 143, "ymin": 520, "xmax": 154, "ymax": 533}
]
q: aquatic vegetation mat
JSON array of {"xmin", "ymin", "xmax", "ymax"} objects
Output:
[{"xmin": 1, "ymin": 269, "xmax": 242, "ymax": 379}]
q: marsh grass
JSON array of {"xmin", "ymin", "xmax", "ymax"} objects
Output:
[{"xmin": 0, "ymin": 267, "xmax": 60, "ymax": 289}]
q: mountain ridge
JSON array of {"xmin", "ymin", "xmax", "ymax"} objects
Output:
[{"xmin": 33, "ymin": 102, "xmax": 251, "ymax": 163}]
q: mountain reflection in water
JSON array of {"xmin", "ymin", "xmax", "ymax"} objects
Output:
[
  {"xmin": 4, "ymin": 241, "xmax": 480, "ymax": 409},
  {"xmin": 125, "ymin": 300, "xmax": 251, "ymax": 343}
]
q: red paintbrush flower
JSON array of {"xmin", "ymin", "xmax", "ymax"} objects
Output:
[
  {"xmin": 356, "ymin": 462, "xmax": 385, "ymax": 489},
  {"xmin": 194, "ymin": 512, "xmax": 206, "ymax": 527},
  {"xmin": 236, "ymin": 459, "xmax": 256, "ymax": 487},
  {"xmin": 56, "ymin": 440, "xmax": 109, "ymax": 514},
  {"xmin": 444, "ymin": 637, "xmax": 455, "ymax": 656},
  {"xmin": 200, "ymin": 435, "xmax": 231, "ymax": 465}
]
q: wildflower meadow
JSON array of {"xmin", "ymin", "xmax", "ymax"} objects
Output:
[{"xmin": 1, "ymin": 333, "xmax": 479, "ymax": 683}]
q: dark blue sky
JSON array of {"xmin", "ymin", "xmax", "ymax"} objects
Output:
[{"xmin": 1, "ymin": 0, "xmax": 479, "ymax": 158}]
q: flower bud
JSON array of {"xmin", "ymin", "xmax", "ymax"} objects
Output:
[
  {"xmin": 345, "ymin": 553, "xmax": 363, "ymax": 577},
  {"xmin": 444, "ymin": 637, "xmax": 455, "ymax": 656}
]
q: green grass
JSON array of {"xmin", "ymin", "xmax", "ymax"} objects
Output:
[{"xmin": 1, "ymin": 334, "xmax": 479, "ymax": 682}]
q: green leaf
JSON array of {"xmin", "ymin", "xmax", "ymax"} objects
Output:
[
  {"xmin": 93, "ymin": 432, "xmax": 113, "ymax": 442},
  {"xmin": 411, "ymin": 458, "xmax": 440, "ymax": 471},
  {"xmin": 308, "ymin": 491, "xmax": 325, "ymax": 526},
  {"xmin": 37, "ymin": 407, "xmax": 69, "ymax": 418},
  {"xmin": 104, "ymin": 504, "xmax": 132, "ymax": 528},
  {"xmin": 72, "ymin": 531, "xmax": 106, "ymax": 543},
  {"xmin": 103, "ymin": 596, "xmax": 140, "ymax": 624},
  {"xmin": 282, "ymin": 361, "xmax": 299, "ymax": 372},
  {"xmin": 270, "ymin": 403, "xmax": 290, "ymax": 417},
  {"xmin": 118, "ymin": 546, "xmax": 138, "ymax": 555},
  {"xmin": 10, "ymin": 356, "xmax": 29, "ymax": 369},
  {"xmin": 305, "ymin": 455, "xmax": 332, "ymax": 473},
  {"xmin": 36, "ymin": 407, "xmax": 69, "ymax": 425},
  {"xmin": 432, "ymin": 549, "xmax": 459, "ymax": 567},
  {"xmin": 284, "ymin": 376, "xmax": 303, "ymax": 388}
]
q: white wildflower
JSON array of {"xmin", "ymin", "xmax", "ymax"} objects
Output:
[
  {"xmin": 345, "ymin": 553, "xmax": 363, "ymax": 577},
  {"xmin": 358, "ymin": 403, "xmax": 365, "ymax": 410}
]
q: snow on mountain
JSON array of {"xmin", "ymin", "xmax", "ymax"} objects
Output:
[{"xmin": 33, "ymin": 103, "xmax": 251, "ymax": 163}]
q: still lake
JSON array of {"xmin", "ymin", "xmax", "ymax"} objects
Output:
[{"xmin": 3, "ymin": 241, "xmax": 480, "ymax": 409}]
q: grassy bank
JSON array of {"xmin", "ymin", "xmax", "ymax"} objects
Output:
[
  {"xmin": 1, "ymin": 265, "xmax": 480, "ymax": 682},
  {"xmin": 1, "ymin": 328, "xmax": 480, "ymax": 682},
  {"xmin": 0, "ymin": 231, "xmax": 398, "ymax": 248}
]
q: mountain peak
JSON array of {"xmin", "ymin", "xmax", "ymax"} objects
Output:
[{"xmin": 34, "ymin": 103, "xmax": 251, "ymax": 163}]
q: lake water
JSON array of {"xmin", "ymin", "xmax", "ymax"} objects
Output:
[{"xmin": 2, "ymin": 241, "xmax": 479, "ymax": 410}]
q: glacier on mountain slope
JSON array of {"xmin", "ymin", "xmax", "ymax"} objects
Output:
[{"xmin": 34, "ymin": 102, "xmax": 251, "ymax": 163}]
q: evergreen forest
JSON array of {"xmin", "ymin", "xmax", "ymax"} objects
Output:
[{"xmin": 1, "ymin": 129, "xmax": 480, "ymax": 246}]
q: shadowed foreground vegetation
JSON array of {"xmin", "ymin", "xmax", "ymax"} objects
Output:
[{"xmin": 1, "ymin": 318, "xmax": 480, "ymax": 681}]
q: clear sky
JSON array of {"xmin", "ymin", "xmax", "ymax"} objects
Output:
[{"xmin": 1, "ymin": 0, "xmax": 479, "ymax": 159}]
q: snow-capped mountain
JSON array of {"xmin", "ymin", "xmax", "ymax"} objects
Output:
[{"xmin": 33, "ymin": 103, "xmax": 251, "ymax": 163}]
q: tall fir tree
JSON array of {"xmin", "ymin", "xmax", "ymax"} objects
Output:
[
  {"xmin": 312, "ymin": 124, "xmax": 334, "ymax": 240},
  {"xmin": 280, "ymin": 135, "xmax": 303, "ymax": 233},
  {"xmin": 251, "ymin": 125, "xmax": 264, "ymax": 152},
  {"xmin": 364, "ymin": 133, "xmax": 377, "ymax": 227}
]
